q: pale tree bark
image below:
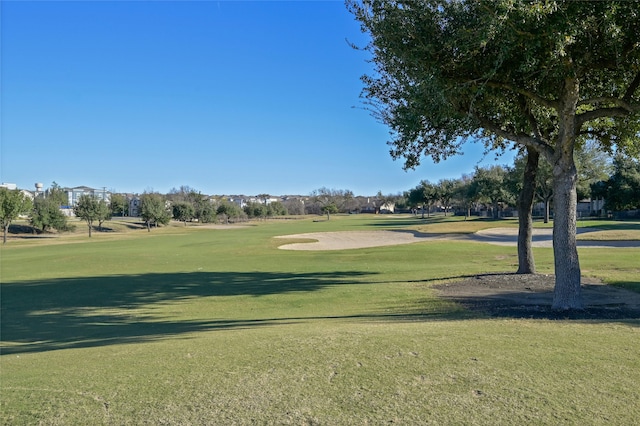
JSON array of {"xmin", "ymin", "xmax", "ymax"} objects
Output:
[
  {"xmin": 543, "ymin": 198, "xmax": 551, "ymax": 223},
  {"xmin": 550, "ymin": 78, "xmax": 582, "ymax": 310},
  {"xmin": 551, "ymin": 163, "xmax": 582, "ymax": 309},
  {"xmin": 516, "ymin": 148, "xmax": 539, "ymax": 274}
]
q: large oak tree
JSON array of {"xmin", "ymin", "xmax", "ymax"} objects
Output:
[{"xmin": 349, "ymin": 0, "xmax": 640, "ymax": 310}]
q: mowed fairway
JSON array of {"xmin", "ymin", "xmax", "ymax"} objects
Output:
[{"xmin": 1, "ymin": 215, "xmax": 639, "ymax": 425}]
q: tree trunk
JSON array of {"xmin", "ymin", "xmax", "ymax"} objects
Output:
[
  {"xmin": 516, "ymin": 148, "xmax": 539, "ymax": 274},
  {"xmin": 492, "ymin": 201, "xmax": 499, "ymax": 219},
  {"xmin": 544, "ymin": 198, "xmax": 551, "ymax": 223},
  {"xmin": 551, "ymin": 78, "xmax": 582, "ymax": 310},
  {"xmin": 3, "ymin": 223, "xmax": 8, "ymax": 244},
  {"xmin": 88, "ymin": 221, "xmax": 92, "ymax": 238},
  {"xmin": 551, "ymin": 166, "xmax": 582, "ymax": 309}
]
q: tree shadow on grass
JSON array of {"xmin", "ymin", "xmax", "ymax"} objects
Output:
[
  {"xmin": 362, "ymin": 217, "xmax": 428, "ymax": 228},
  {"xmin": 363, "ymin": 216, "xmax": 505, "ymax": 228},
  {"xmin": 0, "ymin": 270, "xmax": 371, "ymax": 355},
  {"xmin": 5, "ymin": 270, "xmax": 638, "ymax": 356}
]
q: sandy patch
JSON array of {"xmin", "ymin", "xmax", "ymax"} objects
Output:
[
  {"xmin": 275, "ymin": 230, "xmax": 437, "ymax": 251},
  {"xmin": 474, "ymin": 227, "xmax": 640, "ymax": 248},
  {"xmin": 276, "ymin": 228, "xmax": 640, "ymax": 251},
  {"xmin": 195, "ymin": 224, "xmax": 251, "ymax": 229}
]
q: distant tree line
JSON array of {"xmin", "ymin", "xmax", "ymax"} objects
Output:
[
  {"xmin": 403, "ymin": 149, "xmax": 638, "ymax": 222},
  {"xmin": 2, "ymin": 151, "xmax": 637, "ymax": 239}
]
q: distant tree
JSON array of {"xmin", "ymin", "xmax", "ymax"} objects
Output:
[
  {"xmin": 341, "ymin": 192, "xmax": 360, "ymax": 213},
  {"xmin": 172, "ymin": 201, "xmax": 195, "ymax": 226},
  {"xmin": 283, "ymin": 198, "xmax": 305, "ymax": 215},
  {"xmin": 601, "ymin": 156, "xmax": 640, "ymax": 212},
  {"xmin": 533, "ymin": 159, "xmax": 554, "ymax": 224},
  {"xmin": 0, "ymin": 188, "xmax": 33, "ymax": 244},
  {"xmin": 166, "ymin": 188, "xmax": 217, "ymax": 223},
  {"xmin": 575, "ymin": 141, "xmax": 613, "ymax": 201},
  {"xmin": 472, "ymin": 166, "xmax": 513, "ymax": 219},
  {"xmin": 216, "ymin": 201, "xmax": 246, "ymax": 224},
  {"xmin": 183, "ymin": 191, "xmax": 211, "ymax": 223},
  {"xmin": 96, "ymin": 201, "xmax": 111, "ymax": 230},
  {"xmin": 436, "ymin": 179, "xmax": 457, "ymax": 216},
  {"xmin": 245, "ymin": 201, "xmax": 287, "ymax": 219},
  {"xmin": 310, "ymin": 188, "xmax": 355, "ymax": 218},
  {"xmin": 140, "ymin": 192, "xmax": 171, "ymax": 231},
  {"xmin": 407, "ymin": 181, "xmax": 438, "ymax": 218},
  {"xmin": 30, "ymin": 197, "xmax": 70, "ymax": 233},
  {"xmin": 244, "ymin": 202, "xmax": 268, "ymax": 220},
  {"xmin": 451, "ymin": 175, "xmax": 477, "ymax": 219},
  {"xmin": 196, "ymin": 201, "xmax": 217, "ymax": 223},
  {"xmin": 267, "ymin": 201, "xmax": 287, "ymax": 217},
  {"xmin": 167, "ymin": 185, "xmax": 198, "ymax": 203},
  {"xmin": 321, "ymin": 203, "xmax": 339, "ymax": 220},
  {"xmin": 110, "ymin": 193, "xmax": 128, "ymax": 217},
  {"xmin": 74, "ymin": 194, "xmax": 110, "ymax": 237},
  {"xmin": 45, "ymin": 182, "xmax": 69, "ymax": 207}
]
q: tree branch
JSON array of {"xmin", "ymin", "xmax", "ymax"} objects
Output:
[
  {"xmin": 482, "ymin": 81, "xmax": 560, "ymax": 110},
  {"xmin": 577, "ymin": 106, "xmax": 639, "ymax": 127},
  {"xmin": 577, "ymin": 97, "xmax": 637, "ymax": 112},
  {"xmin": 623, "ymin": 71, "xmax": 640, "ymax": 102},
  {"xmin": 518, "ymin": 95, "xmax": 542, "ymax": 140},
  {"xmin": 474, "ymin": 114, "xmax": 555, "ymax": 160}
]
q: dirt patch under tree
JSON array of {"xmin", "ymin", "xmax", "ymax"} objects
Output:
[{"xmin": 434, "ymin": 273, "xmax": 640, "ymax": 320}]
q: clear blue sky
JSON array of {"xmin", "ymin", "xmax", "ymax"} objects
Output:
[{"xmin": 1, "ymin": 0, "xmax": 513, "ymax": 196}]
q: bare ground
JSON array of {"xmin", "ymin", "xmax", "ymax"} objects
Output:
[{"xmin": 434, "ymin": 273, "xmax": 640, "ymax": 320}]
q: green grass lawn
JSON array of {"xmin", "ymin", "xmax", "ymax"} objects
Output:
[{"xmin": 1, "ymin": 215, "xmax": 639, "ymax": 424}]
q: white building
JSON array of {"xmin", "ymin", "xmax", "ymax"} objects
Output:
[{"xmin": 63, "ymin": 186, "xmax": 110, "ymax": 207}]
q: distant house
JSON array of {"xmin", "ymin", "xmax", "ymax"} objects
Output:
[
  {"xmin": 0, "ymin": 183, "xmax": 18, "ymax": 190},
  {"xmin": 129, "ymin": 196, "xmax": 141, "ymax": 217},
  {"xmin": 63, "ymin": 186, "xmax": 111, "ymax": 207},
  {"xmin": 0, "ymin": 183, "xmax": 33, "ymax": 201},
  {"xmin": 226, "ymin": 196, "xmax": 248, "ymax": 209},
  {"xmin": 380, "ymin": 202, "xmax": 395, "ymax": 214}
]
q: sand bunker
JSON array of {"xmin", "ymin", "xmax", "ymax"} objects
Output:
[
  {"xmin": 276, "ymin": 228, "xmax": 640, "ymax": 251},
  {"xmin": 275, "ymin": 230, "xmax": 436, "ymax": 251}
]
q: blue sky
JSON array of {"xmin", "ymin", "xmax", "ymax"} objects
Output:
[{"xmin": 1, "ymin": 0, "xmax": 513, "ymax": 196}]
